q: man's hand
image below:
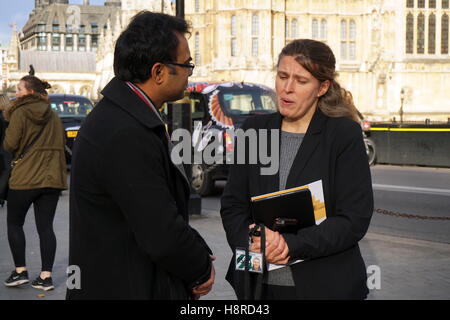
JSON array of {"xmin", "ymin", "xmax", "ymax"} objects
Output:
[
  {"xmin": 249, "ymin": 225, "xmax": 290, "ymax": 265},
  {"xmin": 191, "ymin": 255, "xmax": 216, "ymax": 300}
]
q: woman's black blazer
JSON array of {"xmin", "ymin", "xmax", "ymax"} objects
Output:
[{"xmin": 220, "ymin": 108, "xmax": 374, "ymax": 299}]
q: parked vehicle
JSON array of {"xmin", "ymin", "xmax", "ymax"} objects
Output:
[
  {"xmin": 167, "ymin": 82, "xmax": 277, "ymax": 196},
  {"xmin": 361, "ymin": 121, "xmax": 376, "ymax": 166},
  {"xmin": 49, "ymin": 94, "xmax": 94, "ymax": 165}
]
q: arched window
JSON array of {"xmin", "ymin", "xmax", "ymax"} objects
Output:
[
  {"xmin": 231, "ymin": 15, "xmax": 237, "ymax": 37},
  {"xmin": 291, "ymin": 19, "xmax": 298, "ymax": 39},
  {"xmin": 312, "ymin": 18, "xmax": 319, "ymax": 39},
  {"xmin": 428, "ymin": 13, "xmax": 436, "ymax": 54},
  {"xmin": 231, "ymin": 38, "xmax": 237, "ymax": 57},
  {"xmin": 320, "ymin": 19, "xmax": 327, "ymax": 40},
  {"xmin": 406, "ymin": 13, "xmax": 414, "ymax": 53},
  {"xmin": 417, "ymin": 13, "xmax": 425, "ymax": 53},
  {"xmin": 252, "ymin": 14, "xmax": 259, "ymax": 56},
  {"xmin": 252, "ymin": 38, "xmax": 258, "ymax": 56},
  {"xmin": 340, "ymin": 20, "xmax": 347, "ymax": 59},
  {"xmin": 442, "ymin": 14, "xmax": 449, "ymax": 54},
  {"xmin": 349, "ymin": 20, "xmax": 356, "ymax": 59},
  {"xmin": 195, "ymin": 32, "xmax": 200, "ymax": 65},
  {"xmin": 349, "ymin": 20, "xmax": 356, "ymax": 40},
  {"xmin": 252, "ymin": 14, "xmax": 259, "ymax": 36},
  {"xmin": 285, "ymin": 18, "xmax": 289, "ymax": 39},
  {"xmin": 195, "ymin": 0, "xmax": 200, "ymax": 13},
  {"xmin": 231, "ymin": 16, "xmax": 237, "ymax": 57}
]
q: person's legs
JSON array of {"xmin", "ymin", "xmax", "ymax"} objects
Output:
[
  {"xmin": 33, "ymin": 188, "xmax": 60, "ymax": 277},
  {"xmin": 6, "ymin": 189, "xmax": 36, "ymax": 270}
]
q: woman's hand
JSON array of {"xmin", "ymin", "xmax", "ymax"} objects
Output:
[{"xmin": 249, "ymin": 225, "xmax": 290, "ymax": 265}]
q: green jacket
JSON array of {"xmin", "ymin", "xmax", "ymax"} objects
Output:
[{"xmin": 3, "ymin": 94, "xmax": 67, "ymax": 190}]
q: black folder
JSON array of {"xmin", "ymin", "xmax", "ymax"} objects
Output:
[{"xmin": 250, "ymin": 186, "xmax": 315, "ymax": 233}]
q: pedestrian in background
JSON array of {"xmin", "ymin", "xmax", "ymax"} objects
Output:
[
  {"xmin": 67, "ymin": 11, "xmax": 214, "ymax": 300},
  {"xmin": 3, "ymin": 75, "xmax": 67, "ymax": 291},
  {"xmin": 0, "ymin": 94, "xmax": 11, "ymax": 205},
  {"xmin": 221, "ymin": 39, "xmax": 373, "ymax": 300}
]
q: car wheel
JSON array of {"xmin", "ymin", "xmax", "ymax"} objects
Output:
[
  {"xmin": 191, "ymin": 164, "xmax": 215, "ymax": 196},
  {"xmin": 364, "ymin": 138, "xmax": 376, "ymax": 166}
]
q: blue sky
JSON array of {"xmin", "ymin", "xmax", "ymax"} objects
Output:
[{"xmin": 0, "ymin": 0, "xmax": 105, "ymax": 48}]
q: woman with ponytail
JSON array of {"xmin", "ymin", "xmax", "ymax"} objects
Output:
[
  {"xmin": 3, "ymin": 75, "xmax": 67, "ymax": 291},
  {"xmin": 221, "ymin": 39, "xmax": 373, "ymax": 299}
]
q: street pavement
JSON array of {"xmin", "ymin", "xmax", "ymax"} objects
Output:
[{"xmin": 0, "ymin": 166, "xmax": 449, "ymax": 300}]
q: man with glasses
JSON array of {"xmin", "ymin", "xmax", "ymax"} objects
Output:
[{"xmin": 67, "ymin": 11, "xmax": 214, "ymax": 300}]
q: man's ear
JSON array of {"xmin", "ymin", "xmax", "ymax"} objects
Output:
[
  {"xmin": 151, "ymin": 63, "xmax": 166, "ymax": 85},
  {"xmin": 318, "ymin": 80, "xmax": 331, "ymax": 98}
]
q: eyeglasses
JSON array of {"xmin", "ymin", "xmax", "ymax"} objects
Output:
[{"xmin": 164, "ymin": 62, "xmax": 195, "ymax": 75}]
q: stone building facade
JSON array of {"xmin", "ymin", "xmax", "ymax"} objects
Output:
[
  {"xmin": 186, "ymin": 0, "xmax": 450, "ymax": 121},
  {"xmin": 3, "ymin": 0, "xmax": 449, "ymax": 120}
]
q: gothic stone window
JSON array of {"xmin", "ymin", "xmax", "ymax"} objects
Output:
[
  {"xmin": 312, "ymin": 18, "xmax": 319, "ymax": 39},
  {"xmin": 252, "ymin": 14, "xmax": 259, "ymax": 57},
  {"xmin": 231, "ymin": 15, "xmax": 237, "ymax": 57},
  {"xmin": 341, "ymin": 19, "xmax": 356, "ymax": 60},
  {"xmin": 443, "ymin": 13, "xmax": 449, "ymax": 54},
  {"xmin": 195, "ymin": 0, "xmax": 200, "ymax": 13},
  {"xmin": 291, "ymin": 19, "xmax": 298, "ymax": 39},
  {"xmin": 195, "ymin": 32, "xmax": 200, "ymax": 65},
  {"xmin": 405, "ymin": 1, "xmax": 449, "ymax": 55},
  {"xmin": 320, "ymin": 19, "xmax": 328, "ymax": 41},
  {"xmin": 285, "ymin": 18, "xmax": 289, "ymax": 44}
]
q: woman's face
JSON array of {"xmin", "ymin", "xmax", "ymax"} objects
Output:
[
  {"xmin": 275, "ymin": 55, "xmax": 329, "ymax": 122},
  {"xmin": 16, "ymin": 81, "xmax": 33, "ymax": 98}
]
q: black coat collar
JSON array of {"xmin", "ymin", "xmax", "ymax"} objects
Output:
[
  {"xmin": 101, "ymin": 77, "xmax": 165, "ymax": 132},
  {"xmin": 285, "ymin": 108, "xmax": 328, "ymax": 188},
  {"xmin": 101, "ymin": 77, "xmax": 191, "ymax": 190}
]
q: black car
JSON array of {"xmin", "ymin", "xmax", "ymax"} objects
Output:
[
  {"xmin": 167, "ymin": 82, "xmax": 277, "ymax": 196},
  {"xmin": 49, "ymin": 94, "xmax": 94, "ymax": 165}
]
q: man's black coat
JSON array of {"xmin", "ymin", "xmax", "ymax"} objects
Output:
[
  {"xmin": 67, "ymin": 78, "xmax": 211, "ymax": 300},
  {"xmin": 221, "ymin": 109, "xmax": 374, "ymax": 299}
]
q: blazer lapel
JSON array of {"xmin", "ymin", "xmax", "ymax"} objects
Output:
[
  {"xmin": 257, "ymin": 113, "xmax": 282, "ymax": 194},
  {"xmin": 285, "ymin": 108, "xmax": 328, "ymax": 188}
]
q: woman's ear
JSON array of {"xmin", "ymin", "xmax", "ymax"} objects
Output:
[
  {"xmin": 151, "ymin": 63, "xmax": 165, "ymax": 85},
  {"xmin": 318, "ymin": 80, "xmax": 331, "ymax": 98}
]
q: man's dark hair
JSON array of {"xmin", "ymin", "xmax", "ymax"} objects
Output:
[{"xmin": 114, "ymin": 11, "xmax": 190, "ymax": 83}]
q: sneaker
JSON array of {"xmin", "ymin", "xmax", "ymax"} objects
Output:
[
  {"xmin": 31, "ymin": 276, "xmax": 54, "ymax": 291},
  {"xmin": 4, "ymin": 270, "xmax": 29, "ymax": 287}
]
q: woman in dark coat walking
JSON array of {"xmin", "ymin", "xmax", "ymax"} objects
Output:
[{"xmin": 221, "ymin": 39, "xmax": 373, "ymax": 300}]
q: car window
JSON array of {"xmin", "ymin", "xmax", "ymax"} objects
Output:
[
  {"xmin": 190, "ymin": 92, "xmax": 205, "ymax": 120},
  {"xmin": 50, "ymin": 97, "xmax": 94, "ymax": 117},
  {"xmin": 219, "ymin": 89, "xmax": 276, "ymax": 115}
]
